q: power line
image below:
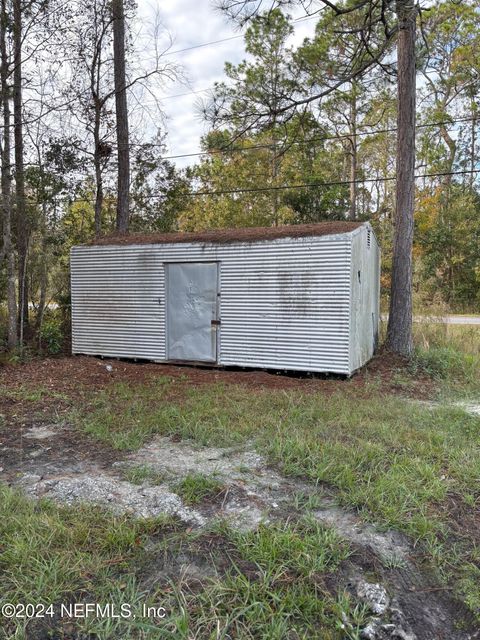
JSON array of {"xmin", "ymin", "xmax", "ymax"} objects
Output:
[
  {"xmin": 161, "ymin": 88, "xmax": 210, "ymax": 100},
  {"xmin": 162, "ymin": 35, "xmax": 244, "ymax": 57},
  {"xmin": 123, "ymin": 114, "xmax": 480, "ymax": 161},
  {"xmin": 157, "ymin": 14, "xmax": 320, "ymax": 59},
  {"xmin": 153, "ymin": 168, "xmax": 480, "ymax": 198},
  {"xmin": 44, "ymin": 167, "xmax": 480, "ymax": 206}
]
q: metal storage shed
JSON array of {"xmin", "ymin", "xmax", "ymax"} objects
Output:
[{"xmin": 71, "ymin": 221, "xmax": 380, "ymax": 375}]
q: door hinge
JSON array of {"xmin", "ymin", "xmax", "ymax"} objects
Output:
[{"xmin": 211, "ymin": 319, "xmax": 221, "ymax": 326}]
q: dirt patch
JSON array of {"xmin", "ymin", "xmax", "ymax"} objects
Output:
[
  {"xmin": 0, "ymin": 417, "xmax": 119, "ymax": 483},
  {"xmin": 0, "ymin": 351, "xmax": 436, "ymax": 400},
  {"xmin": 124, "ymin": 437, "xmax": 266, "ymax": 480},
  {"xmin": 455, "ymin": 401, "xmax": 480, "ymax": 416},
  {"xmin": 313, "ymin": 502, "xmax": 411, "ymax": 565},
  {"xmin": 433, "ymin": 493, "xmax": 480, "ymax": 548},
  {"xmin": 9, "ymin": 431, "xmax": 316, "ymax": 531},
  {"xmin": 315, "ymin": 505, "xmax": 477, "ymax": 640},
  {"xmin": 24, "ymin": 425, "xmax": 59, "ymax": 439},
  {"xmin": 18, "ymin": 471, "xmax": 207, "ymax": 525}
]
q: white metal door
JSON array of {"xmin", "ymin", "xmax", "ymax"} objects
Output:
[{"xmin": 166, "ymin": 262, "xmax": 219, "ymax": 362}]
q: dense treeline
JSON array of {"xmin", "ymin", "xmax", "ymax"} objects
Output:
[
  {"xmin": 186, "ymin": 6, "xmax": 480, "ymax": 311},
  {"xmin": 0, "ymin": 0, "xmax": 479, "ymax": 355}
]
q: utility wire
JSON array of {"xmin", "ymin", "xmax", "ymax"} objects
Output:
[
  {"xmin": 43, "ymin": 167, "xmax": 480, "ymax": 206},
  {"xmin": 143, "ymin": 168, "xmax": 480, "ymax": 198},
  {"xmin": 123, "ymin": 114, "xmax": 479, "ymax": 161},
  {"xmin": 156, "ymin": 14, "xmax": 320, "ymax": 59},
  {"xmin": 160, "ymin": 88, "xmax": 210, "ymax": 100}
]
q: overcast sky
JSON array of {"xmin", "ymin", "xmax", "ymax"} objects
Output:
[{"xmin": 137, "ymin": 0, "xmax": 318, "ymax": 167}]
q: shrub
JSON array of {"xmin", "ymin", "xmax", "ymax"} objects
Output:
[
  {"xmin": 411, "ymin": 346, "xmax": 477, "ymax": 382},
  {"xmin": 40, "ymin": 316, "xmax": 64, "ymax": 355}
]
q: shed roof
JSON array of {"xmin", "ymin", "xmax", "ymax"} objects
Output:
[{"xmin": 90, "ymin": 221, "xmax": 365, "ymax": 247}]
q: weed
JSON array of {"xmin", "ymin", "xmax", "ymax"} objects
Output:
[
  {"xmin": 229, "ymin": 518, "xmax": 350, "ymax": 577},
  {"xmin": 381, "ymin": 552, "xmax": 408, "ymax": 570},
  {"xmin": 292, "ymin": 491, "xmax": 324, "ymax": 511},
  {"xmin": 174, "ymin": 473, "xmax": 224, "ymax": 505},
  {"xmin": 334, "ymin": 591, "xmax": 370, "ymax": 639},
  {"xmin": 121, "ymin": 464, "xmax": 167, "ymax": 486},
  {"xmin": 0, "ymin": 385, "xmax": 70, "ymax": 403},
  {"xmin": 411, "ymin": 323, "xmax": 480, "ymax": 397},
  {"xmin": 39, "ymin": 318, "xmax": 64, "ymax": 355},
  {"xmin": 4, "ymin": 346, "xmax": 36, "ymax": 364}
]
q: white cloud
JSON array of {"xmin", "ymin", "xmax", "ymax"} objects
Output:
[{"xmin": 136, "ymin": 0, "xmax": 317, "ymax": 167}]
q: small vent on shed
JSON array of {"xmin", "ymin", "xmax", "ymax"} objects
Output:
[{"xmin": 367, "ymin": 228, "xmax": 371, "ymax": 249}]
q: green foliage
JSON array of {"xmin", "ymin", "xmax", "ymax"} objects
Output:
[
  {"xmin": 180, "ymin": 10, "xmax": 353, "ymax": 231},
  {"xmin": 3, "ymin": 346, "xmax": 36, "ymax": 365},
  {"xmin": 39, "ymin": 316, "xmax": 64, "ymax": 355},
  {"xmin": 4, "ymin": 0, "xmax": 478, "ymax": 328},
  {"xmin": 410, "ymin": 322, "xmax": 480, "ymax": 397},
  {"xmin": 179, "ymin": 142, "xmax": 297, "ymax": 231},
  {"xmin": 411, "ymin": 347, "xmax": 477, "ymax": 383},
  {"xmin": 130, "ymin": 137, "xmax": 192, "ymax": 232},
  {"xmin": 416, "ymin": 187, "xmax": 480, "ymax": 309}
]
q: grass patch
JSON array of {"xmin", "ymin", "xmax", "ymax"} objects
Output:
[
  {"xmin": 77, "ymin": 381, "xmax": 480, "ymax": 538},
  {"xmin": 181, "ymin": 572, "xmax": 368, "ymax": 640},
  {"xmin": 228, "ymin": 518, "xmax": 351, "ymax": 577},
  {"xmin": 0, "ymin": 384, "xmax": 71, "ymax": 403},
  {"xmin": 174, "ymin": 473, "xmax": 225, "ymax": 505},
  {"xmin": 0, "ymin": 486, "xmax": 362, "ymax": 639},
  {"xmin": 79, "ymin": 377, "xmax": 175, "ymax": 450},
  {"xmin": 75, "ymin": 380, "xmax": 480, "ymax": 617},
  {"xmin": 172, "ymin": 519, "xmax": 361, "ymax": 640},
  {"xmin": 0, "ymin": 484, "xmax": 177, "ymax": 638},
  {"xmin": 412, "ymin": 322, "xmax": 480, "ymax": 397},
  {"xmin": 293, "ymin": 491, "xmax": 325, "ymax": 512},
  {"xmin": 121, "ymin": 464, "xmax": 167, "ymax": 486}
]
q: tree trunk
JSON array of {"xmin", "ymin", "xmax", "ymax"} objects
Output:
[
  {"xmin": 94, "ymin": 109, "xmax": 103, "ymax": 236},
  {"xmin": 470, "ymin": 106, "xmax": 476, "ymax": 189},
  {"xmin": 35, "ymin": 200, "xmax": 48, "ymax": 340},
  {"xmin": 386, "ymin": 0, "xmax": 416, "ymax": 357},
  {"xmin": 348, "ymin": 85, "xmax": 357, "ymax": 220},
  {"xmin": 13, "ymin": 0, "xmax": 28, "ymax": 343},
  {"xmin": 112, "ymin": 0, "xmax": 130, "ymax": 233},
  {"xmin": 271, "ymin": 132, "xmax": 279, "ymax": 225},
  {"xmin": 1, "ymin": 0, "xmax": 18, "ymax": 350}
]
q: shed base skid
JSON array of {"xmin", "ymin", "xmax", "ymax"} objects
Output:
[{"xmin": 72, "ymin": 353, "xmax": 355, "ymax": 379}]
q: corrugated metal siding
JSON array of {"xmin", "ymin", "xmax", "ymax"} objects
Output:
[
  {"xmin": 349, "ymin": 224, "xmax": 381, "ymax": 372},
  {"xmin": 71, "ymin": 233, "xmax": 355, "ymax": 374}
]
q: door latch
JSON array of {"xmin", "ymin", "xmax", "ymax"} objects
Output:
[{"xmin": 211, "ymin": 319, "xmax": 221, "ymax": 326}]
